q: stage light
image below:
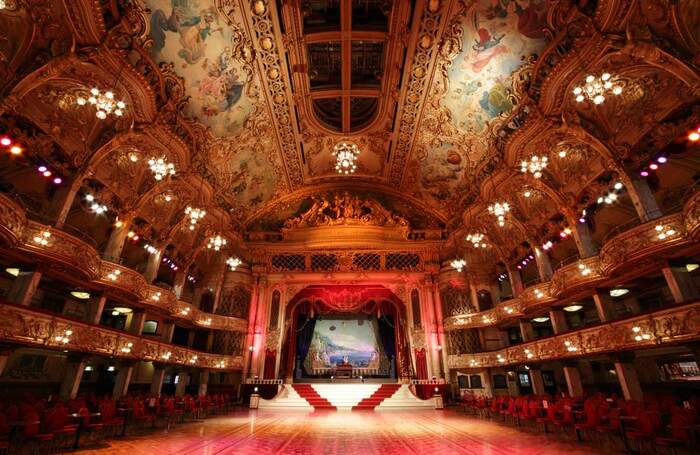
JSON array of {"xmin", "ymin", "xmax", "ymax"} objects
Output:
[
  {"xmin": 52, "ymin": 177, "xmax": 62, "ymax": 184},
  {"xmin": 9, "ymin": 145, "xmax": 21, "ymax": 155},
  {"xmin": 689, "ymin": 131, "xmax": 700, "ymax": 141},
  {"xmin": 640, "ymin": 170, "xmax": 649, "ymax": 177},
  {"xmin": 657, "ymin": 156, "xmax": 667, "ymax": 164},
  {"xmin": 0, "ymin": 136, "xmax": 11, "ymax": 146},
  {"xmin": 649, "ymin": 163, "xmax": 658, "ymax": 170},
  {"xmin": 42, "ymin": 170, "xmax": 51, "ymax": 177},
  {"xmin": 107, "ymin": 366, "xmax": 115, "ymax": 372},
  {"xmin": 38, "ymin": 165, "xmax": 47, "ymax": 173}
]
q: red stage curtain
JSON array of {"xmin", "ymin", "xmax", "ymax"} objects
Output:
[
  {"xmin": 263, "ymin": 349, "xmax": 277, "ymax": 379},
  {"xmin": 415, "ymin": 348, "xmax": 428, "ymax": 380}
]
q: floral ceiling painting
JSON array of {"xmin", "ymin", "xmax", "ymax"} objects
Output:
[
  {"xmin": 406, "ymin": 0, "xmax": 547, "ymax": 217},
  {"xmin": 146, "ymin": 0, "xmax": 255, "ymax": 136}
]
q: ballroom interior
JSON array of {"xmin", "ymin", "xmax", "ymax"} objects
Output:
[{"xmin": 1, "ymin": 0, "xmax": 700, "ymax": 453}]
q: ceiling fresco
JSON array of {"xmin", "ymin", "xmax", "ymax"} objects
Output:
[
  {"xmin": 403, "ymin": 0, "xmax": 547, "ymax": 212},
  {"xmin": 144, "ymin": 0, "xmax": 286, "ymax": 221}
]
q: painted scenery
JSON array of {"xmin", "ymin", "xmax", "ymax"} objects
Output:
[
  {"xmin": 306, "ymin": 319, "xmax": 381, "ymax": 369},
  {"xmin": 146, "ymin": 0, "xmax": 254, "ymax": 136},
  {"xmin": 444, "ymin": 0, "xmax": 547, "ymax": 134}
]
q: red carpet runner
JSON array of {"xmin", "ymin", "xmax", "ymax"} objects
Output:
[
  {"xmin": 352, "ymin": 384, "xmax": 402, "ymax": 410},
  {"xmin": 292, "ymin": 384, "xmax": 337, "ymax": 410}
]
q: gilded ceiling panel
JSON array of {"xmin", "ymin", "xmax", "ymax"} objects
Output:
[
  {"xmin": 144, "ymin": 0, "xmax": 286, "ymax": 220},
  {"xmin": 405, "ymin": 0, "xmax": 547, "ymax": 213}
]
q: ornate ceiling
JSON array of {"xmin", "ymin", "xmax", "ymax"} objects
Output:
[{"xmin": 1, "ymin": 0, "xmax": 700, "ymax": 266}]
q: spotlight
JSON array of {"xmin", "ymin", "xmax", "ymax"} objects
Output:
[
  {"xmin": 9, "ymin": 145, "xmax": 21, "ymax": 155},
  {"xmin": 42, "ymin": 170, "xmax": 52, "ymax": 177},
  {"xmin": 689, "ymin": 131, "xmax": 700, "ymax": 141},
  {"xmin": 657, "ymin": 156, "xmax": 667, "ymax": 164},
  {"xmin": 649, "ymin": 163, "xmax": 659, "ymax": 170},
  {"xmin": 0, "ymin": 136, "xmax": 11, "ymax": 146},
  {"xmin": 52, "ymin": 177, "xmax": 62, "ymax": 184},
  {"xmin": 640, "ymin": 170, "xmax": 649, "ymax": 177},
  {"xmin": 38, "ymin": 166, "xmax": 47, "ymax": 173}
]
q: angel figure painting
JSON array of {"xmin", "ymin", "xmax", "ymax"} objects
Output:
[
  {"xmin": 444, "ymin": 0, "xmax": 547, "ymax": 135},
  {"xmin": 146, "ymin": 0, "xmax": 253, "ymax": 136}
]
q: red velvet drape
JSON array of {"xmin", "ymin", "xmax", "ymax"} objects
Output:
[
  {"xmin": 414, "ymin": 348, "xmax": 428, "ymax": 380},
  {"xmin": 263, "ymin": 349, "xmax": 277, "ymax": 379}
]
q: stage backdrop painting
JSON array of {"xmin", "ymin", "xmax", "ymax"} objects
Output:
[{"xmin": 306, "ymin": 319, "xmax": 381, "ymax": 371}]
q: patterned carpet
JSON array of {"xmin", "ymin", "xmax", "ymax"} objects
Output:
[{"xmin": 71, "ymin": 409, "xmax": 609, "ymax": 454}]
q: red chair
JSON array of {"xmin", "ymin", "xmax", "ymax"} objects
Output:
[
  {"xmin": 552, "ymin": 402, "xmax": 575, "ymax": 436},
  {"xmin": 21, "ymin": 409, "xmax": 54, "ymax": 449},
  {"xmin": 625, "ymin": 410, "xmax": 662, "ymax": 452},
  {"xmin": 43, "ymin": 404, "xmax": 78, "ymax": 448},
  {"xmin": 536, "ymin": 401, "xmax": 558, "ymax": 433},
  {"xmin": 98, "ymin": 400, "xmax": 125, "ymax": 437},
  {"xmin": 655, "ymin": 407, "xmax": 698, "ymax": 452}
]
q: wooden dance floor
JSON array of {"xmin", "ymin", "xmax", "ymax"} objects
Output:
[{"xmin": 73, "ymin": 409, "xmax": 608, "ymax": 454}]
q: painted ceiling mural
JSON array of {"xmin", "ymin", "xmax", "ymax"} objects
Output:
[
  {"xmin": 144, "ymin": 0, "xmax": 286, "ymax": 220},
  {"xmin": 405, "ymin": 0, "xmax": 547, "ymax": 212}
]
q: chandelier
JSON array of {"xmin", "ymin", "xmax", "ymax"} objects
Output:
[
  {"xmin": 148, "ymin": 157, "xmax": 176, "ymax": 181},
  {"xmin": 227, "ymin": 256, "xmax": 242, "ymax": 271},
  {"xmin": 207, "ymin": 235, "xmax": 227, "ymax": 251},
  {"xmin": 332, "ymin": 142, "xmax": 360, "ymax": 174},
  {"xmin": 488, "ymin": 202, "xmax": 510, "ymax": 226},
  {"xmin": 520, "ymin": 155, "xmax": 548, "ymax": 178},
  {"xmin": 0, "ymin": 1, "xmax": 6, "ymax": 9},
  {"xmin": 466, "ymin": 233, "xmax": 487, "ymax": 248},
  {"xmin": 450, "ymin": 258, "xmax": 466, "ymax": 272},
  {"xmin": 573, "ymin": 73, "xmax": 623, "ymax": 105},
  {"xmin": 76, "ymin": 88, "xmax": 126, "ymax": 119},
  {"xmin": 185, "ymin": 206, "xmax": 205, "ymax": 230}
]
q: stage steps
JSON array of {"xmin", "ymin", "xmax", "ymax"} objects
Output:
[
  {"xmin": 352, "ymin": 384, "xmax": 401, "ymax": 410},
  {"xmin": 291, "ymin": 384, "xmax": 337, "ymax": 410},
  {"xmin": 258, "ymin": 383, "xmax": 436, "ymax": 411}
]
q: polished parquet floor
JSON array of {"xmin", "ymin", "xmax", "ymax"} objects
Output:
[{"xmin": 71, "ymin": 409, "xmax": 611, "ymax": 455}]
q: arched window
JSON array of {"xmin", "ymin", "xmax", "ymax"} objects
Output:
[{"xmin": 411, "ymin": 289, "xmax": 421, "ymax": 329}]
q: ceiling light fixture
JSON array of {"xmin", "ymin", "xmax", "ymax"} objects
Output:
[
  {"xmin": 655, "ymin": 224, "xmax": 676, "ymax": 240},
  {"xmin": 226, "ymin": 256, "xmax": 242, "ymax": 271},
  {"xmin": 451, "ymin": 258, "xmax": 466, "ymax": 272},
  {"xmin": 33, "ymin": 230, "xmax": 51, "ymax": 246},
  {"xmin": 332, "ymin": 141, "xmax": 360, "ymax": 174},
  {"xmin": 207, "ymin": 235, "xmax": 227, "ymax": 251},
  {"xmin": 532, "ymin": 316, "xmax": 549, "ymax": 323},
  {"xmin": 70, "ymin": 291, "xmax": 91, "ymax": 300},
  {"xmin": 76, "ymin": 87, "xmax": 126, "ymax": 119},
  {"xmin": 688, "ymin": 127, "xmax": 700, "ymax": 142},
  {"xmin": 609, "ymin": 288, "xmax": 629, "ymax": 297},
  {"xmin": 148, "ymin": 157, "xmax": 176, "ymax": 181},
  {"xmin": 113, "ymin": 307, "xmax": 132, "ymax": 314},
  {"xmin": 185, "ymin": 206, "xmax": 205, "ymax": 230},
  {"xmin": 5, "ymin": 267, "xmax": 19, "ymax": 276},
  {"xmin": 573, "ymin": 72, "xmax": 623, "ymax": 104},
  {"xmin": 686, "ymin": 263, "xmax": 699, "ymax": 272},
  {"xmin": 466, "ymin": 233, "xmax": 487, "ymax": 248},
  {"xmin": 520, "ymin": 155, "xmax": 548, "ymax": 178},
  {"xmin": 563, "ymin": 304, "xmax": 583, "ymax": 312},
  {"xmin": 488, "ymin": 202, "xmax": 510, "ymax": 226}
]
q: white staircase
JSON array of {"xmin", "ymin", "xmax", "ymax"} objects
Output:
[
  {"xmin": 376, "ymin": 384, "xmax": 435, "ymax": 409},
  {"xmin": 258, "ymin": 383, "xmax": 436, "ymax": 410},
  {"xmin": 258, "ymin": 384, "xmax": 313, "ymax": 410}
]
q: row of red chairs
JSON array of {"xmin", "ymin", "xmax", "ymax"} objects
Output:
[
  {"xmin": 461, "ymin": 392, "xmax": 700, "ymax": 453},
  {"xmin": 0, "ymin": 392, "xmax": 236, "ymax": 452}
]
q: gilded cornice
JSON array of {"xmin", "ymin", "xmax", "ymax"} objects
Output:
[{"xmin": 0, "ymin": 303, "xmax": 243, "ymax": 371}]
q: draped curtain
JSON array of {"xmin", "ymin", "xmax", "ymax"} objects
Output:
[
  {"xmin": 263, "ymin": 349, "xmax": 277, "ymax": 379},
  {"xmin": 378, "ymin": 314, "xmax": 396, "ymax": 377},
  {"xmin": 414, "ymin": 348, "xmax": 428, "ymax": 380},
  {"xmin": 295, "ymin": 313, "xmax": 316, "ymax": 374}
]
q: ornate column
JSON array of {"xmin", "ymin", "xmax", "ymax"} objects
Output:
[
  {"xmin": 614, "ymin": 354, "xmax": 643, "ymax": 401},
  {"xmin": 662, "ymin": 262, "xmax": 699, "ymax": 303},
  {"xmin": 626, "ymin": 175, "xmax": 662, "ymax": 222},
  {"xmin": 161, "ymin": 320, "xmax": 175, "ymax": 343},
  {"xmin": 150, "ymin": 363, "xmax": 167, "ymax": 396},
  {"xmin": 175, "ymin": 372, "xmax": 189, "ymax": 397},
  {"xmin": 172, "ymin": 270, "xmax": 187, "ymax": 299},
  {"xmin": 7, "ymin": 269, "xmax": 43, "ymax": 306},
  {"xmin": 242, "ymin": 270, "xmax": 260, "ymax": 379},
  {"xmin": 59, "ymin": 354, "xmax": 87, "ymax": 400},
  {"xmin": 86, "ymin": 294, "xmax": 106, "ymax": 324},
  {"xmin": 505, "ymin": 264, "xmax": 523, "ymax": 297},
  {"xmin": 571, "ymin": 222, "xmax": 598, "ymax": 258},
  {"xmin": 592, "ymin": 290, "xmax": 615, "ymax": 322},
  {"xmin": 128, "ymin": 309, "xmax": 146, "ymax": 335},
  {"xmin": 519, "ymin": 319, "xmax": 535, "ymax": 342},
  {"xmin": 533, "ymin": 246, "xmax": 553, "ymax": 281},
  {"xmin": 529, "ymin": 367, "xmax": 546, "ymax": 396},
  {"xmin": 51, "ymin": 172, "xmax": 89, "ymax": 229},
  {"xmin": 198, "ymin": 371, "xmax": 209, "ymax": 397},
  {"xmin": 422, "ymin": 277, "xmax": 442, "ymax": 379},
  {"xmin": 143, "ymin": 248, "xmax": 163, "ymax": 283},
  {"xmin": 563, "ymin": 362, "xmax": 585, "ymax": 398},
  {"xmin": 253, "ymin": 277, "xmax": 270, "ymax": 378},
  {"xmin": 103, "ymin": 213, "xmax": 133, "ymax": 261},
  {"xmin": 112, "ymin": 361, "xmax": 136, "ymax": 399},
  {"xmin": 549, "ymin": 309, "xmax": 569, "ymax": 334}
]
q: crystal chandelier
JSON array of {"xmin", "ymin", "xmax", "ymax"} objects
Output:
[
  {"xmin": 226, "ymin": 256, "xmax": 242, "ymax": 271},
  {"xmin": 466, "ymin": 233, "xmax": 487, "ymax": 248},
  {"xmin": 520, "ymin": 155, "xmax": 548, "ymax": 178},
  {"xmin": 0, "ymin": 1, "xmax": 6, "ymax": 9},
  {"xmin": 185, "ymin": 206, "xmax": 205, "ymax": 230},
  {"xmin": 207, "ymin": 235, "xmax": 227, "ymax": 251},
  {"xmin": 450, "ymin": 258, "xmax": 466, "ymax": 272},
  {"xmin": 332, "ymin": 142, "xmax": 360, "ymax": 175},
  {"xmin": 573, "ymin": 73, "xmax": 623, "ymax": 105},
  {"xmin": 488, "ymin": 202, "xmax": 510, "ymax": 226},
  {"xmin": 148, "ymin": 157, "xmax": 176, "ymax": 181},
  {"xmin": 76, "ymin": 88, "xmax": 126, "ymax": 119}
]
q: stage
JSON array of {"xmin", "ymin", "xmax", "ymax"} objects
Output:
[{"xmin": 77, "ymin": 408, "xmax": 607, "ymax": 454}]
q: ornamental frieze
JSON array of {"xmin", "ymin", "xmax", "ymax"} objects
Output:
[
  {"xmin": 448, "ymin": 301, "xmax": 700, "ymax": 369},
  {"xmin": 0, "ymin": 303, "xmax": 243, "ymax": 370}
]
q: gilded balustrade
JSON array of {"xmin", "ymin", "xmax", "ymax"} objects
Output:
[
  {"xmin": 0, "ymin": 194, "xmax": 247, "ymax": 332},
  {"xmin": 0, "ymin": 303, "xmax": 243, "ymax": 370},
  {"xmin": 448, "ymin": 300, "xmax": 700, "ymax": 369},
  {"xmin": 446, "ymin": 198, "xmax": 700, "ymax": 330}
]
